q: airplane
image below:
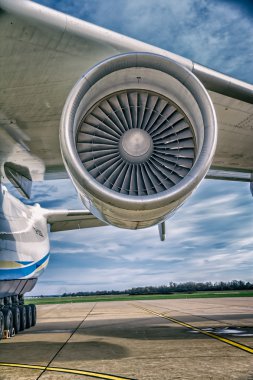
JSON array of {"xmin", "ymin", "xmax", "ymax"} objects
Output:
[{"xmin": 0, "ymin": 0, "xmax": 252, "ymax": 340}]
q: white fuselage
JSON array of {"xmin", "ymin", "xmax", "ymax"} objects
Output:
[{"xmin": 0, "ymin": 184, "xmax": 50, "ymax": 281}]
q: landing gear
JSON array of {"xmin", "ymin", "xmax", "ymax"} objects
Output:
[
  {"xmin": 19, "ymin": 305, "xmax": 27, "ymax": 331},
  {"xmin": 3, "ymin": 308, "xmax": 14, "ymax": 338},
  {"xmin": 0, "ymin": 295, "xmax": 37, "ymax": 339},
  {"xmin": 0, "ymin": 311, "xmax": 4, "ymax": 340},
  {"xmin": 25, "ymin": 305, "xmax": 32, "ymax": 329},
  {"xmin": 30, "ymin": 304, "xmax": 37, "ymax": 326},
  {"xmin": 11, "ymin": 306, "xmax": 20, "ymax": 334}
]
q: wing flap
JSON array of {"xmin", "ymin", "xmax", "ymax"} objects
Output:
[{"xmin": 4, "ymin": 162, "xmax": 32, "ymax": 198}]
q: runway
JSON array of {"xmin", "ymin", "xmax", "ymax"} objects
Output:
[{"xmin": 0, "ymin": 298, "xmax": 253, "ymax": 379}]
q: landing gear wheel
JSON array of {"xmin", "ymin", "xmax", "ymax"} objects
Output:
[
  {"xmin": 19, "ymin": 305, "xmax": 27, "ymax": 331},
  {"xmin": 29, "ymin": 304, "xmax": 37, "ymax": 327},
  {"xmin": 0, "ymin": 311, "xmax": 4, "ymax": 340},
  {"xmin": 11, "ymin": 306, "xmax": 20, "ymax": 334},
  {"xmin": 3, "ymin": 308, "xmax": 13, "ymax": 338},
  {"xmin": 25, "ymin": 305, "xmax": 32, "ymax": 329}
]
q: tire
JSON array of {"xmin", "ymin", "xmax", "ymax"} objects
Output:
[
  {"xmin": 29, "ymin": 304, "xmax": 37, "ymax": 327},
  {"xmin": 0, "ymin": 311, "xmax": 4, "ymax": 340},
  {"xmin": 11, "ymin": 306, "xmax": 20, "ymax": 334},
  {"xmin": 3, "ymin": 308, "xmax": 13, "ymax": 337},
  {"xmin": 25, "ymin": 305, "xmax": 32, "ymax": 329},
  {"xmin": 19, "ymin": 305, "xmax": 27, "ymax": 331}
]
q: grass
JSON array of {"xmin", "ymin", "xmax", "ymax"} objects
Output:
[{"xmin": 25, "ymin": 290, "xmax": 253, "ymax": 305}]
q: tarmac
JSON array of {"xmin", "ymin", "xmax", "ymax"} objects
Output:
[{"xmin": 0, "ymin": 297, "xmax": 253, "ymax": 380}]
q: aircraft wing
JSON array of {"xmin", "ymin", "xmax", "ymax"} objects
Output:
[
  {"xmin": 0, "ymin": 0, "xmax": 252, "ymax": 183},
  {"xmin": 43, "ymin": 209, "xmax": 107, "ymax": 232}
]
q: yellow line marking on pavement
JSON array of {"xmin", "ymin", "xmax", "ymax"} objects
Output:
[
  {"xmin": 0, "ymin": 363, "xmax": 135, "ymax": 380},
  {"xmin": 134, "ymin": 304, "xmax": 253, "ymax": 355}
]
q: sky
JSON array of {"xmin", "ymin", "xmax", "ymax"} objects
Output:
[{"xmin": 25, "ymin": 0, "xmax": 253, "ymax": 295}]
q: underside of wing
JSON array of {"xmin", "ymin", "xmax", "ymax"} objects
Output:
[{"xmin": 208, "ymin": 91, "xmax": 253, "ymax": 180}]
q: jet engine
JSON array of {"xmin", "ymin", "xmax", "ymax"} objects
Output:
[{"xmin": 60, "ymin": 53, "xmax": 217, "ymax": 229}]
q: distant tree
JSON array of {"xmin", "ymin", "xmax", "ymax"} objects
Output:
[{"xmin": 60, "ymin": 280, "xmax": 253, "ymax": 297}]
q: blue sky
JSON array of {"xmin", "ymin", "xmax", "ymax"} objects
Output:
[{"xmin": 28, "ymin": 0, "xmax": 253, "ymax": 295}]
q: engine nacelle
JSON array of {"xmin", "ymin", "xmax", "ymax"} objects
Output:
[{"xmin": 60, "ymin": 53, "xmax": 217, "ymax": 229}]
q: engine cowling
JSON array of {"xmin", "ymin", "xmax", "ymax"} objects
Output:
[{"xmin": 60, "ymin": 53, "xmax": 217, "ymax": 229}]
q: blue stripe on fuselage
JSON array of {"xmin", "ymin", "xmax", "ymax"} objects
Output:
[
  {"xmin": 16, "ymin": 261, "xmax": 33, "ymax": 265},
  {"xmin": 0, "ymin": 253, "xmax": 50, "ymax": 280}
]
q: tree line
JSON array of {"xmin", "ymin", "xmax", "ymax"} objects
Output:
[{"xmin": 61, "ymin": 280, "xmax": 253, "ymax": 297}]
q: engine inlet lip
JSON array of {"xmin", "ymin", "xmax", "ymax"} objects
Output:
[{"xmin": 60, "ymin": 52, "xmax": 217, "ymax": 210}]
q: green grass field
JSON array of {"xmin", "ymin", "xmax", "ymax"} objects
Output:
[{"xmin": 25, "ymin": 290, "xmax": 253, "ymax": 305}]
